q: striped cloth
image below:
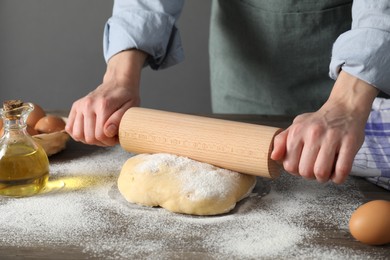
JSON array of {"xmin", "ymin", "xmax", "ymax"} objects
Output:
[{"xmin": 351, "ymin": 97, "xmax": 390, "ymax": 190}]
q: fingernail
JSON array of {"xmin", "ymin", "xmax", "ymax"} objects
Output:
[{"xmin": 106, "ymin": 124, "xmax": 117, "ymax": 137}]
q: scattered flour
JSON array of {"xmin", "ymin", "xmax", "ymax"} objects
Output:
[
  {"xmin": 178, "ymin": 162, "xmax": 245, "ymax": 201},
  {"xmin": 0, "ymin": 145, "xmax": 385, "ymax": 259},
  {"xmin": 134, "ymin": 153, "xmax": 248, "ymax": 200}
]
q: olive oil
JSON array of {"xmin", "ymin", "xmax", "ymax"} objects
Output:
[
  {"xmin": 0, "ymin": 144, "xmax": 49, "ymax": 197},
  {"xmin": 0, "ymin": 100, "xmax": 50, "ymax": 197}
]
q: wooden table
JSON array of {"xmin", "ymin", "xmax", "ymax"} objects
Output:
[{"xmin": 0, "ymin": 114, "xmax": 389, "ymax": 259}]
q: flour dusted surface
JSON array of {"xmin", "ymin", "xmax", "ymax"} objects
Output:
[{"xmin": 0, "ymin": 144, "xmax": 387, "ymax": 259}]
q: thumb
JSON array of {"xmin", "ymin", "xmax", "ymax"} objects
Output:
[
  {"xmin": 270, "ymin": 129, "xmax": 288, "ymax": 161},
  {"xmin": 104, "ymin": 123, "xmax": 118, "ymax": 138},
  {"xmin": 103, "ymin": 105, "xmax": 131, "ymax": 138}
]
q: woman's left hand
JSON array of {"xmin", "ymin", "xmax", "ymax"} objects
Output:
[{"xmin": 271, "ymin": 71, "xmax": 379, "ymax": 184}]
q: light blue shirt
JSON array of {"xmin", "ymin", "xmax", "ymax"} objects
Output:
[
  {"xmin": 329, "ymin": 0, "xmax": 390, "ymax": 94},
  {"xmin": 103, "ymin": 0, "xmax": 390, "ymax": 94},
  {"xmin": 103, "ymin": 0, "xmax": 184, "ymax": 69}
]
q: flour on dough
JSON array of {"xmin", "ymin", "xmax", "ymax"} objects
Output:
[{"xmin": 118, "ymin": 153, "xmax": 257, "ymax": 216}]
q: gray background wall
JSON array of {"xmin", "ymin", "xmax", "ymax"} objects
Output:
[{"xmin": 0, "ymin": 1, "xmax": 212, "ymax": 114}]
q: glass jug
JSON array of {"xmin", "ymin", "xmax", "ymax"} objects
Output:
[{"xmin": 0, "ymin": 100, "xmax": 49, "ymax": 197}]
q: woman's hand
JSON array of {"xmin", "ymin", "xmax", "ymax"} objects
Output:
[
  {"xmin": 271, "ymin": 71, "xmax": 379, "ymax": 184},
  {"xmin": 66, "ymin": 50, "xmax": 147, "ymax": 146}
]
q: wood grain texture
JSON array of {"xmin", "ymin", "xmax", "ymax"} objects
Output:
[{"xmin": 119, "ymin": 107, "xmax": 282, "ymax": 178}]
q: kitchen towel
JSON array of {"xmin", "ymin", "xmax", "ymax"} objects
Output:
[{"xmin": 352, "ymin": 97, "xmax": 390, "ymax": 190}]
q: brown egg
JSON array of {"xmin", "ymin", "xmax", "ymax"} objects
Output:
[
  {"xmin": 35, "ymin": 115, "xmax": 66, "ymax": 133},
  {"xmin": 0, "ymin": 127, "xmax": 3, "ymax": 137},
  {"xmin": 349, "ymin": 200, "xmax": 390, "ymax": 245},
  {"xmin": 26, "ymin": 125, "xmax": 39, "ymax": 136},
  {"xmin": 26, "ymin": 103, "xmax": 46, "ymax": 127}
]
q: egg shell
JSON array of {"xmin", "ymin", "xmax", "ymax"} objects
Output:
[
  {"xmin": 26, "ymin": 103, "xmax": 46, "ymax": 127},
  {"xmin": 34, "ymin": 115, "xmax": 66, "ymax": 134},
  {"xmin": 349, "ymin": 200, "xmax": 390, "ymax": 245},
  {"xmin": 26, "ymin": 125, "xmax": 39, "ymax": 136}
]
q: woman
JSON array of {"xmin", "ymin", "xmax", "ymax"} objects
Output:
[{"xmin": 66, "ymin": 0, "xmax": 390, "ymax": 185}]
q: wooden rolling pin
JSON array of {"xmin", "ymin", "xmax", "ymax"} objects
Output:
[{"xmin": 119, "ymin": 107, "xmax": 282, "ymax": 179}]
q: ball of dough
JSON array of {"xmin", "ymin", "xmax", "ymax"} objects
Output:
[{"xmin": 118, "ymin": 153, "xmax": 257, "ymax": 216}]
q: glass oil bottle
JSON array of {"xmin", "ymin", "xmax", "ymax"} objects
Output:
[{"xmin": 0, "ymin": 100, "xmax": 49, "ymax": 197}]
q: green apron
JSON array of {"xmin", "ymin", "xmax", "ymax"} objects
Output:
[{"xmin": 209, "ymin": 0, "xmax": 353, "ymax": 115}]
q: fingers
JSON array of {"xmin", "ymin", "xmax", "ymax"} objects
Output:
[
  {"xmin": 278, "ymin": 117, "xmax": 358, "ymax": 185},
  {"xmin": 331, "ymin": 140, "xmax": 355, "ymax": 184},
  {"xmin": 84, "ymin": 112, "xmax": 100, "ymax": 144},
  {"xmin": 312, "ymin": 144, "xmax": 337, "ymax": 183},
  {"xmin": 298, "ymin": 126, "xmax": 336, "ymax": 182},
  {"xmin": 66, "ymin": 99, "xmax": 118, "ymax": 147},
  {"xmin": 282, "ymin": 131, "xmax": 341, "ymax": 183},
  {"xmin": 283, "ymin": 138, "xmax": 338, "ymax": 183},
  {"xmin": 67, "ymin": 115, "xmax": 116, "ymax": 147},
  {"xmin": 66, "ymin": 102, "xmax": 86, "ymax": 143},
  {"xmin": 65, "ymin": 105, "xmax": 76, "ymax": 136},
  {"xmin": 66, "ymin": 94, "xmax": 135, "ymax": 147},
  {"xmin": 298, "ymin": 143, "xmax": 320, "ymax": 180},
  {"xmin": 72, "ymin": 111, "xmax": 85, "ymax": 142}
]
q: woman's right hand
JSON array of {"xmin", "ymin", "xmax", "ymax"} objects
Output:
[{"xmin": 65, "ymin": 50, "xmax": 147, "ymax": 146}]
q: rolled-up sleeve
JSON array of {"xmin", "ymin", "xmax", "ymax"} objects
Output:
[
  {"xmin": 103, "ymin": 0, "xmax": 185, "ymax": 70},
  {"xmin": 329, "ymin": 0, "xmax": 390, "ymax": 94}
]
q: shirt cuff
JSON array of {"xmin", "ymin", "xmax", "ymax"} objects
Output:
[
  {"xmin": 103, "ymin": 10, "xmax": 184, "ymax": 70},
  {"xmin": 329, "ymin": 28, "xmax": 390, "ymax": 95}
]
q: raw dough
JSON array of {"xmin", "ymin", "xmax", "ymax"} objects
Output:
[{"xmin": 118, "ymin": 153, "xmax": 257, "ymax": 216}]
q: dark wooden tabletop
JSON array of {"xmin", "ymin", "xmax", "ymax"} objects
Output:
[{"xmin": 0, "ymin": 113, "xmax": 389, "ymax": 259}]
